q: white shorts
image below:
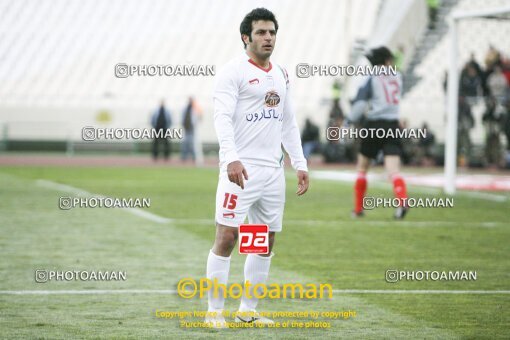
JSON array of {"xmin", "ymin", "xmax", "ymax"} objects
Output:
[{"xmin": 215, "ymin": 164, "xmax": 285, "ymax": 232}]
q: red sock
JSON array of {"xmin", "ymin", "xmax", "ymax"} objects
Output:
[
  {"xmin": 354, "ymin": 172, "xmax": 367, "ymax": 213},
  {"xmin": 392, "ymin": 175, "xmax": 407, "ymax": 206}
]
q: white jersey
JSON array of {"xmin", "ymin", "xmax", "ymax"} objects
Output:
[{"xmin": 213, "ymin": 53, "xmax": 308, "ymax": 172}]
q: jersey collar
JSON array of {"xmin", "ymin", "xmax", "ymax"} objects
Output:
[{"xmin": 247, "ymin": 58, "xmax": 272, "ymax": 73}]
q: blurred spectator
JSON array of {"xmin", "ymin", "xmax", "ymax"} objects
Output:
[
  {"xmin": 468, "ymin": 53, "xmax": 488, "ymax": 95},
  {"xmin": 181, "ymin": 97, "xmax": 198, "ymax": 162},
  {"xmin": 323, "ymin": 115, "xmax": 346, "ymax": 163},
  {"xmin": 329, "ymin": 98, "xmax": 344, "ymax": 120},
  {"xmin": 442, "ymin": 47, "xmax": 510, "ymax": 168},
  {"xmin": 427, "ymin": 0, "xmax": 439, "ymax": 29},
  {"xmin": 442, "ymin": 70, "xmax": 448, "ymax": 93},
  {"xmin": 502, "ymin": 59, "xmax": 510, "ymax": 84},
  {"xmin": 418, "ymin": 122, "xmax": 436, "ymax": 165},
  {"xmin": 192, "ymin": 98, "xmax": 204, "ymax": 166},
  {"xmin": 467, "ymin": 52, "xmax": 483, "ymax": 77},
  {"xmin": 301, "ymin": 118, "xmax": 320, "ymax": 160},
  {"xmin": 399, "ymin": 119, "xmax": 413, "ymax": 164},
  {"xmin": 151, "ymin": 100, "xmax": 172, "ymax": 161},
  {"xmin": 502, "ymin": 100, "xmax": 510, "ymax": 168},
  {"xmin": 487, "ymin": 64, "xmax": 509, "ymax": 102},
  {"xmin": 457, "ymin": 96, "xmax": 474, "ymax": 163},
  {"xmin": 459, "ymin": 63, "xmax": 482, "ymax": 98},
  {"xmin": 323, "ymin": 99, "xmax": 346, "ymax": 163},
  {"xmin": 482, "ymin": 96, "xmax": 504, "ymax": 165},
  {"xmin": 484, "ymin": 45, "xmax": 501, "ymax": 72}
]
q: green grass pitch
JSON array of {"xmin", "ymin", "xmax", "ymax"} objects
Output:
[{"xmin": 0, "ymin": 165, "xmax": 509, "ymax": 339}]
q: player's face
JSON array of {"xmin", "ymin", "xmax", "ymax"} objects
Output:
[{"xmin": 245, "ymin": 20, "xmax": 276, "ymax": 59}]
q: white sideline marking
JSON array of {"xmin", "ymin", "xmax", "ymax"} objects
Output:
[
  {"xmin": 37, "ymin": 180, "xmax": 91, "ymax": 197},
  {"xmin": 124, "ymin": 208, "xmax": 172, "ymax": 224},
  {"xmin": 310, "ymin": 171, "xmax": 508, "ymax": 202},
  {"xmin": 37, "ymin": 180, "xmax": 504, "ymax": 228},
  {"xmin": 172, "ymin": 219, "xmax": 503, "ymax": 228},
  {"xmin": 284, "ymin": 220, "xmax": 501, "ymax": 228},
  {"xmin": 36, "ymin": 179, "xmax": 172, "ymax": 224},
  {"xmin": 1, "ymin": 289, "xmax": 509, "ymax": 295}
]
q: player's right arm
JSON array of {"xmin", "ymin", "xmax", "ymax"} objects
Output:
[{"xmin": 213, "ymin": 64, "xmax": 248, "ymax": 189}]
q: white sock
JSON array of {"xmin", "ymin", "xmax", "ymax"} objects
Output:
[
  {"xmin": 206, "ymin": 249, "xmax": 231, "ymax": 312},
  {"xmin": 239, "ymin": 252, "xmax": 274, "ymax": 312}
]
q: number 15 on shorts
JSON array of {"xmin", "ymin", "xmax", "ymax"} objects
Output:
[{"xmin": 239, "ymin": 224, "xmax": 269, "ymax": 254}]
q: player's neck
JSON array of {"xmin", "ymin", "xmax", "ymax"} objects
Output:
[{"xmin": 246, "ymin": 51, "xmax": 270, "ymax": 69}]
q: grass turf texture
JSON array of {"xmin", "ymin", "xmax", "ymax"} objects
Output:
[{"xmin": 0, "ymin": 166, "xmax": 509, "ymax": 339}]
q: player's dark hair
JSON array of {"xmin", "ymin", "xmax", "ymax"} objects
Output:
[
  {"xmin": 366, "ymin": 46, "xmax": 394, "ymax": 66},
  {"xmin": 240, "ymin": 8, "xmax": 279, "ymax": 48}
]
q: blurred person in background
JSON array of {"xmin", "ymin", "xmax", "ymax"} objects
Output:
[
  {"xmin": 482, "ymin": 96, "xmax": 505, "ymax": 166},
  {"xmin": 457, "ymin": 96, "xmax": 475, "ymax": 166},
  {"xmin": 323, "ymin": 114, "xmax": 347, "ymax": 163},
  {"xmin": 418, "ymin": 122, "xmax": 436, "ymax": 166},
  {"xmin": 503, "ymin": 100, "xmax": 510, "ymax": 168},
  {"xmin": 399, "ymin": 119, "xmax": 413, "ymax": 165},
  {"xmin": 301, "ymin": 118, "xmax": 320, "ymax": 160},
  {"xmin": 323, "ymin": 94, "xmax": 347, "ymax": 162},
  {"xmin": 150, "ymin": 99, "xmax": 172, "ymax": 161},
  {"xmin": 467, "ymin": 52, "xmax": 483, "ymax": 77},
  {"xmin": 502, "ymin": 59, "xmax": 510, "ymax": 85},
  {"xmin": 485, "ymin": 45, "xmax": 501, "ymax": 72},
  {"xmin": 487, "ymin": 64, "xmax": 509, "ymax": 103},
  {"xmin": 329, "ymin": 95, "xmax": 344, "ymax": 121},
  {"xmin": 181, "ymin": 97, "xmax": 198, "ymax": 162},
  {"xmin": 460, "ymin": 62, "xmax": 482, "ymax": 98},
  {"xmin": 348, "ymin": 46, "xmax": 409, "ymax": 219},
  {"xmin": 466, "ymin": 52, "xmax": 486, "ymax": 95},
  {"xmin": 323, "ymin": 102, "xmax": 349, "ymax": 163}
]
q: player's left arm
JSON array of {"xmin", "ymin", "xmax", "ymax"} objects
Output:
[
  {"xmin": 349, "ymin": 76, "xmax": 372, "ymax": 123},
  {"xmin": 280, "ymin": 70, "xmax": 309, "ymax": 196}
]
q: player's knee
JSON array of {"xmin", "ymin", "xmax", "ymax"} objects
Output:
[
  {"xmin": 214, "ymin": 225, "xmax": 238, "ymax": 253},
  {"xmin": 218, "ymin": 233, "xmax": 237, "ymax": 249}
]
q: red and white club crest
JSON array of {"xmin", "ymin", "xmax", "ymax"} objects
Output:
[{"xmin": 264, "ymin": 90, "xmax": 280, "ymax": 107}]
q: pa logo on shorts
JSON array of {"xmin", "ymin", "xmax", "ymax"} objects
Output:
[{"xmin": 239, "ymin": 224, "xmax": 269, "ymax": 254}]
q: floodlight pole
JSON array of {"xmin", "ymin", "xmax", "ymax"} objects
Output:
[{"xmin": 444, "ymin": 15, "xmax": 459, "ymax": 195}]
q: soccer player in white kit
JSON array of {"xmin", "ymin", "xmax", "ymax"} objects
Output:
[{"xmin": 205, "ymin": 8, "xmax": 309, "ymax": 327}]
